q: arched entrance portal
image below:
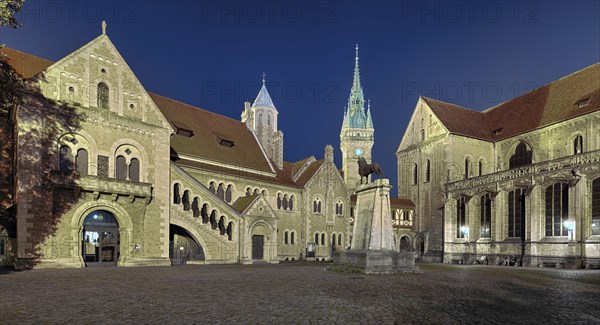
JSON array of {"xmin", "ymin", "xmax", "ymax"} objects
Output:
[
  {"xmin": 400, "ymin": 236, "xmax": 411, "ymax": 252},
  {"xmin": 169, "ymin": 224, "xmax": 205, "ymax": 265},
  {"xmin": 415, "ymin": 236, "xmax": 425, "ymax": 258},
  {"xmin": 82, "ymin": 210, "xmax": 119, "ymax": 266}
]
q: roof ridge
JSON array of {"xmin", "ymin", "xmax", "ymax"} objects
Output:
[
  {"xmin": 1, "ymin": 46, "xmax": 56, "ymax": 65},
  {"xmin": 149, "ymin": 92, "xmax": 244, "ymax": 125},
  {"xmin": 483, "ymin": 62, "xmax": 600, "ymax": 113},
  {"xmin": 421, "ymin": 96, "xmax": 476, "ymax": 112}
]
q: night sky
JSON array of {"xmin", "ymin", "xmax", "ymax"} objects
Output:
[{"xmin": 2, "ymin": 0, "xmax": 599, "ymax": 196}]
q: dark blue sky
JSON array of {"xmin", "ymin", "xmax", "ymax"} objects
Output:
[{"xmin": 2, "ymin": 0, "xmax": 599, "ymax": 196}]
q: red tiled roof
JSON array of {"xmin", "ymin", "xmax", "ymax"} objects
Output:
[
  {"xmin": 150, "ymin": 93, "xmax": 275, "ymax": 174},
  {"xmin": 295, "ymin": 160, "xmax": 324, "ymax": 187},
  {"xmin": 174, "ymin": 158, "xmax": 299, "ymax": 188},
  {"xmin": 390, "ymin": 198, "xmax": 415, "ymax": 208},
  {"xmin": 423, "ymin": 97, "xmax": 491, "ymax": 140},
  {"xmin": 231, "ymin": 195, "xmax": 258, "ymax": 214},
  {"xmin": 291, "ymin": 156, "xmax": 313, "ymax": 179},
  {"xmin": 485, "ymin": 63, "xmax": 600, "ymax": 140},
  {"xmin": 1, "ymin": 47, "xmax": 54, "ymax": 79},
  {"xmin": 424, "ymin": 62, "xmax": 600, "ymax": 141}
]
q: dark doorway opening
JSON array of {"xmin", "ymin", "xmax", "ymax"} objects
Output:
[
  {"xmin": 252, "ymin": 235, "xmax": 264, "ymax": 260},
  {"xmin": 82, "ymin": 210, "xmax": 119, "ymax": 267},
  {"xmin": 169, "ymin": 224, "xmax": 205, "ymax": 265}
]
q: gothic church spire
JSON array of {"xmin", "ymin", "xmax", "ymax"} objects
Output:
[{"xmin": 344, "ymin": 44, "xmax": 369, "ymax": 129}]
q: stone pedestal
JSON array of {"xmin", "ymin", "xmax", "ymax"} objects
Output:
[{"xmin": 334, "ymin": 179, "xmax": 418, "ymax": 274}]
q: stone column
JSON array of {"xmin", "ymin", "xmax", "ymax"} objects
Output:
[{"xmin": 334, "ymin": 178, "xmax": 417, "ymax": 274}]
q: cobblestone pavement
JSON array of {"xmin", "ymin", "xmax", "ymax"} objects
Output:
[{"xmin": 1, "ymin": 262, "xmax": 599, "ymax": 324}]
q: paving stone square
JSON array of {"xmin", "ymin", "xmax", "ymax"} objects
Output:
[{"xmin": 1, "ymin": 262, "xmax": 599, "ymax": 324}]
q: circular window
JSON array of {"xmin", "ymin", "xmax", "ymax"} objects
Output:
[
  {"xmin": 68, "ymin": 86, "xmax": 74, "ymax": 92},
  {"xmin": 129, "ymin": 103, "xmax": 135, "ymax": 110},
  {"xmin": 101, "ymin": 68, "xmax": 106, "ymax": 74}
]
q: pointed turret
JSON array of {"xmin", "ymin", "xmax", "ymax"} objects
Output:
[
  {"xmin": 252, "ymin": 72, "xmax": 277, "ymax": 110},
  {"xmin": 366, "ymin": 100, "xmax": 373, "ymax": 129},
  {"xmin": 242, "ymin": 73, "xmax": 283, "ymax": 169}
]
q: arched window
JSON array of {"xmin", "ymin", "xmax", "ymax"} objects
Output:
[
  {"xmin": 574, "ymin": 135, "xmax": 583, "ymax": 155},
  {"xmin": 508, "ymin": 189, "xmax": 525, "ymax": 238},
  {"xmin": 420, "ymin": 129, "xmax": 425, "ymax": 141},
  {"xmin": 115, "ymin": 155, "xmax": 127, "ymax": 180},
  {"xmin": 289, "ymin": 195, "xmax": 294, "ymax": 211},
  {"xmin": 210, "ymin": 210, "xmax": 217, "ymax": 229},
  {"xmin": 592, "ymin": 178, "xmax": 600, "ymax": 235},
  {"xmin": 173, "ymin": 183, "xmax": 181, "ymax": 204},
  {"xmin": 479, "ymin": 160, "xmax": 483, "ymax": 176},
  {"xmin": 313, "ymin": 198, "xmax": 322, "ymax": 213},
  {"xmin": 246, "ymin": 187, "xmax": 251, "ymax": 196},
  {"xmin": 182, "ymin": 190, "xmax": 191, "ymax": 211},
  {"xmin": 277, "ymin": 193, "xmax": 282, "ymax": 209},
  {"xmin": 217, "ymin": 183, "xmax": 224, "ymax": 200},
  {"xmin": 201, "ymin": 204, "xmax": 209, "ymax": 223},
  {"xmin": 76, "ymin": 149, "xmax": 88, "ymax": 175},
  {"xmin": 331, "ymin": 233, "xmax": 336, "ymax": 246},
  {"xmin": 192, "ymin": 197, "xmax": 200, "ymax": 218},
  {"xmin": 284, "ymin": 231, "xmax": 289, "ymax": 245},
  {"xmin": 509, "ymin": 142, "xmax": 532, "ymax": 169},
  {"xmin": 413, "ymin": 164, "xmax": 418, "ymax": 185},
  {"xmin": 227, "ymin": 222, "xmax": 234, "ymax": 241},
  {"xmin": 338, "ymin": 234, "xmax": 342, "ymax": 247},
  {"xmin": 129, "ymin": 158, "xmax": 139, "ymax": 182},
  {"xmin": 208, "ymin": 182, "xmax": 216, "ymax": 194},
  {"xmin": 425, "ymin": 159, "xmax": 431, "ymax": 182},
  {"xmin": 282, "ymin": 194, "xmax": 289, "ymax": 210},
  {"xmin": 545, "ymin": 183, "xmax": 569, "ymax": 237},
  {"xmin": 253, "ymin": 189, "xmax": 259, "ymax": 195},
  {"xmin": 314, "ymin": 233, "xmax": 319, "ymax": 245},
  {"xmin": 321, "ymin": 233, "xmax": 326, "ymax": 246},
  {"xmin": 268, "ymin": 114, "xmax": 271, "ymax": 126},
  {"xmin": 97, "ymin": 82, "xmax": 109, "ymax": 109},
  {"xmin": 456, "ymin": 197, "xmax": 466, "ymax": 238},
  {"xmin": 225, "ymin": 185, "xmax": 232, "ymax": 203},
  {"xmin": 219, "ymin": 217, "xmax": 226, "ymax": 235},
  {"xmin": 480, "ymin": 193, "xmax": 492, "ymax": 238},
  {"xmin": 59, "ymin": 145, "xmax": 73, "ymax": 173},
  {"xmin": 291, "ymin": 231, "xmax": 295, "ymax": 245},
  {"xmin": 464, "ymin": 158, "xmax": 470, "ymax": 179}
]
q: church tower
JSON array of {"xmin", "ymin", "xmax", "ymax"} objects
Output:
[
  {"xmin": 340, "ymin": 44, "xmax": 374, "ymax": 192},
  {"xmin": 242, "ymin": 74, "xmax": 284, "ymax": 169}
]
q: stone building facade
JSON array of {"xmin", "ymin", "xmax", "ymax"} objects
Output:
[
  {"xmin": 0, "ymin": 27, "xmax": 412, "ymax": 268},
  {"xmin": 397, "ymin": 63, "xmax": 600, "ymax": 268}
]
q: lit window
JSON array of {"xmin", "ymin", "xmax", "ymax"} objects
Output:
[{"xmin": 545, "ymin": 183, "xmax": 569, "ymax": 237}]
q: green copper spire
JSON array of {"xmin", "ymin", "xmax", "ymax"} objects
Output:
[{"xmin": 344, "ymin": 44, "xmax": 369, "ymax": 129}]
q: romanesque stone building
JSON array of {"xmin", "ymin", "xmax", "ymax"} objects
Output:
[
  {"xmin": 397, "ymin": 63, "xmax": 600, "ymax": 268},
  {"xmin": 0, "ymin": 26, "xmax": 415, "ymax": 268}
]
